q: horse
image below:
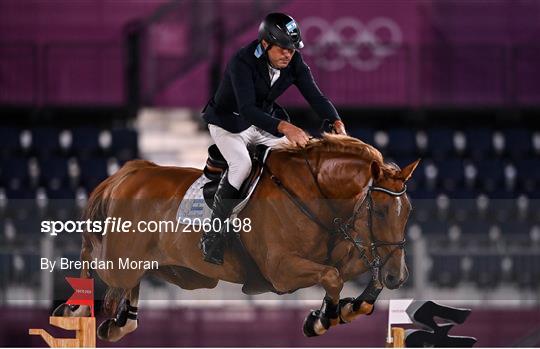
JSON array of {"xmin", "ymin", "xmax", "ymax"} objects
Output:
[{"xmin": 53, "ymin": 133, "xmax": 420, "ymax": 342}]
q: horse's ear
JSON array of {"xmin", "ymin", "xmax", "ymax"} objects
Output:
[
  {"xmin": 370, "ymin": 161, "xmax": 381, "ymax": 181},
  {"xmin": 400, "ymin": 159, "xmax": 421, "ymax": 182}
]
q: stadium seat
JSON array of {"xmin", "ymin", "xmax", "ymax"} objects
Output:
[
  {"xmin": 459, "ymin": 218, "xmax": 492, "ymax": 236},
  {"xmin": 111, "ymin": 129, "xmax": 138, "ymax": 162},
  {"xmin": 434, "ymin": 158, "xmax": 465, "ymax": 192},
  {"xmin": 31, "ymin": 128, "xmax": 62, "ymax": 158},
  {"xmin": 514, "ymin": 159, "xmax": 540, "ymax": 192},
  {"xmin": 409, "ymin": 186, "xmax": 439, "ymax": 200},
  {"xmin": 12, "ymin": 217, "xmax": 38, "ymax": 237},
  {"xmin": 418, "ymin": 219, "xmax": 450, "ymax": 236},
  {"xmin": 46, "ymin": 187, "xmax": 76, "ymax": 200},
  {"xmin": 429, "ymin": 255, "xmax": 462, "ymax": 287},
  {"xmin": 464, "ymin": 129, "xmax": 494, "ymax": 159},
  {"xmin": 503, "ymin": 128, "xmax": 531, "ymax": 159},
  {"xmin": 426, "ymin": 128, "xmax": 456, "ymax": 159},
  {"xmin": 78, "ymin": 157, "xmax": 109, "ymax": 192},
  {"xmin": 474, "ymin": 159, "xmax": 506, "ymax": 192},
  {"xmin": 448, "ymin": 196, "xmax": 479, "ymax": 221},
  {"xmin": 485, "ymin": 197, "xmax": 521, "ymax": 222},
  {"xmin": 10, "ymin": 253, "xmax": 40, "ymax": 286},
  {"xmin": 71, "ymin": 127, "xmax": 102, "ymax": 158},
  {"xmin": 498, "ymin": 221, "xmax": 532, "ymax": 237},
  {"xmin": 0, "ymin": 157, "xmax": 31, "ymax": 192},
  {"xmin": 45, "ymin": 197, "xmax": 78, "ymax": 221},
  {"xmin": 349, "ymin": 128, "xmax": 374, "ymax": 145},
  {"xmin": 489, "ymin": 188, "xmax": 519, "ymax": 199},
  {"xmin": 510, "ymin": 254, "xmax": 540, "ymax": 288},
  {"xmin": 469, "ymin": 254, "xmax": 503, "ymax": 288},
  {"xmin": 386, "ymin": 129, "xmax": 417, "ymax": 157},
  {"xmin": 2, "ymin": 188, "xmax": 36, "ymax": 206},
  {"xmin": 38, "ymin": 156, "xmax": 71, "ymax": 190},
  {"xmin": 0, "ymin": 252, "xmax": 13, "ymax": 282},
  {"xmin": 0, "ymin": 127, "xmax": 21, "ymax": 158}
]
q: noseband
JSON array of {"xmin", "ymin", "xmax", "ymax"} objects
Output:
[{"xmin": 264, "ymin": 154, "xmax": 407, "ymax": 284}]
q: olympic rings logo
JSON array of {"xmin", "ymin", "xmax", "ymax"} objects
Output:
[{"xmin": 300, "ymin": 17, "xmax": 403, "ymax": 71}]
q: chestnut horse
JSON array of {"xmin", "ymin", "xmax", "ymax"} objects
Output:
[{"xmin": 53, "ymin": 133, "xmax": 420, "ymax": 342}]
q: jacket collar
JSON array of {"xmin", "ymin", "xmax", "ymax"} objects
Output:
[
  {"xmin": 254, "ymin": 44, "xmax": 271, "ymax": 87},
  {"xmin": 253, "ymin": 41, "xmax": 290, "ymax": 89}
]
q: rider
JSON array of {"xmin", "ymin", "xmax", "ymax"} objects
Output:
[{"xmin": 200, "ymin": 12, "xmax": 347, "ymax": 265}]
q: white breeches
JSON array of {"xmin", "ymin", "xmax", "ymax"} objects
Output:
[{"xmin": 208, "ymin": 124, "xmax": 288, "ymax": 190}]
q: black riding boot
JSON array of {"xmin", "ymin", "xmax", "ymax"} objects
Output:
[{"xmin": 200, "ymin": 176, "xmax": 240, "ymax": 265}]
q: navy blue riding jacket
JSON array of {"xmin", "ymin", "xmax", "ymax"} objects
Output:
[{"xmin": 202, "ymin": 40, "xmax": 340, "ymax": 136}]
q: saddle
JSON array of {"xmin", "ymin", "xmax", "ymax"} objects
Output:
[{"xmin": 202, "ymin": 144, "xmax": 270, "ymax": 208}]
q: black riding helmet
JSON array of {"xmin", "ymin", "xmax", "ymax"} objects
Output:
[{"xmin": 258, "ymin": 13, "xmax": 304, "ymax": 50}]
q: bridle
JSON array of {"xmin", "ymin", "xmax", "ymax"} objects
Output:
[
  {"xmin": 335, "ymin": 181, "xmax": 407, "ymax": 283},
  {"xmin": 264, "ymin": 152, "xmax": 408, "ymax": 284}
]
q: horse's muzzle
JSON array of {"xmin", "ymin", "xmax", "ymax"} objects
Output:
[{"xmin": 383, "ymin": 268, "xmax": 409, "ymax": 290}]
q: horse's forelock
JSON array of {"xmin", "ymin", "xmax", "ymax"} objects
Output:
[{"xmin": 381, "ymin": 162, "xmax": 402, "ymax": 179}]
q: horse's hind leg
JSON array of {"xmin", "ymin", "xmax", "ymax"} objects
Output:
[
  {"xmin": 52, "ymin": 234, "xmax": 93, "ymax": 317},
  {"xmin": 97, "ymin": 284, "xmax": 140, "ymax": 342}
]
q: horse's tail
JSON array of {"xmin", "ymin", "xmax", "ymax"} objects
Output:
[
  {"xmin": 84, "ymin": 159, "xmax": 156, "ymax": 316},
  {"xmin": 83, "ymin": 159, "xmax": 157, "ymax": 240}
]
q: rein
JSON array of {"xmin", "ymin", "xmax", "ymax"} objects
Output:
[{"xmin": 263, "ymin": 154, "xmax": 407, "ymax": 283}]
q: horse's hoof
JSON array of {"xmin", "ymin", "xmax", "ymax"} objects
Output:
[
  {"xmin": 97, "ymin": 319, "xmax": 116, "ymax": 341},
  {"xmin": 52, "ymin": 303, "xmax": 73, "ymax": 316},
  {"xmin": 302, "ymin": 310, "xmax": 329, "ymax": 337},
  {"xmin": 353, "ymin": 298, "xmax": 375, "ymax": 315},
  {"xmin": 338, "ymin": 297, "xmax": 355, "ymax": 324},
  {"xmin": 97, "ymin": 318, "xmax": 138, "ymax": 342},
  {"xmin": 52, "ymin": 303, "xmax": 90, "ymax": 317}
]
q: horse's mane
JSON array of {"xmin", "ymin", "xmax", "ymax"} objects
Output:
[{"xmin": 277, "ymin": 133, "xmax": 401, "ymax": 176}]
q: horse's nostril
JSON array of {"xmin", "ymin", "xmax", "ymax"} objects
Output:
[{"xmin": 385, "ymin": 273, "xmax": 401, "ymax": 288}]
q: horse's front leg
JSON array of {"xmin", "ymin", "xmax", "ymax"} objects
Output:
[
  {"xmin": 266, "ymin": 254, "xmax": 344, "ymax": 337},
  {"xmin": 297, "ymin": 264, "xmax": 344, "ymax": 337},
  {"xmin": 303, "ymin": 293, "xmax": 343, "ymax": 337},
  {"xmin": 338, "ymin": 280, "xmax": 382, "ymax": 324}
]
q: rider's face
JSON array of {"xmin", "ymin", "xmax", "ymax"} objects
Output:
[{"xmin": 262, "ymin": 40, "xmax": 295, "ymax": 69}]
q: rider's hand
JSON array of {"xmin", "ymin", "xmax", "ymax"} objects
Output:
[
  {"xmin": 278, "ymin": 121, "xmax": 310, "ymax": 148},
  {"xmin": 332, "ymin": 120, "xmax": 347, "ymax": 135}
]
